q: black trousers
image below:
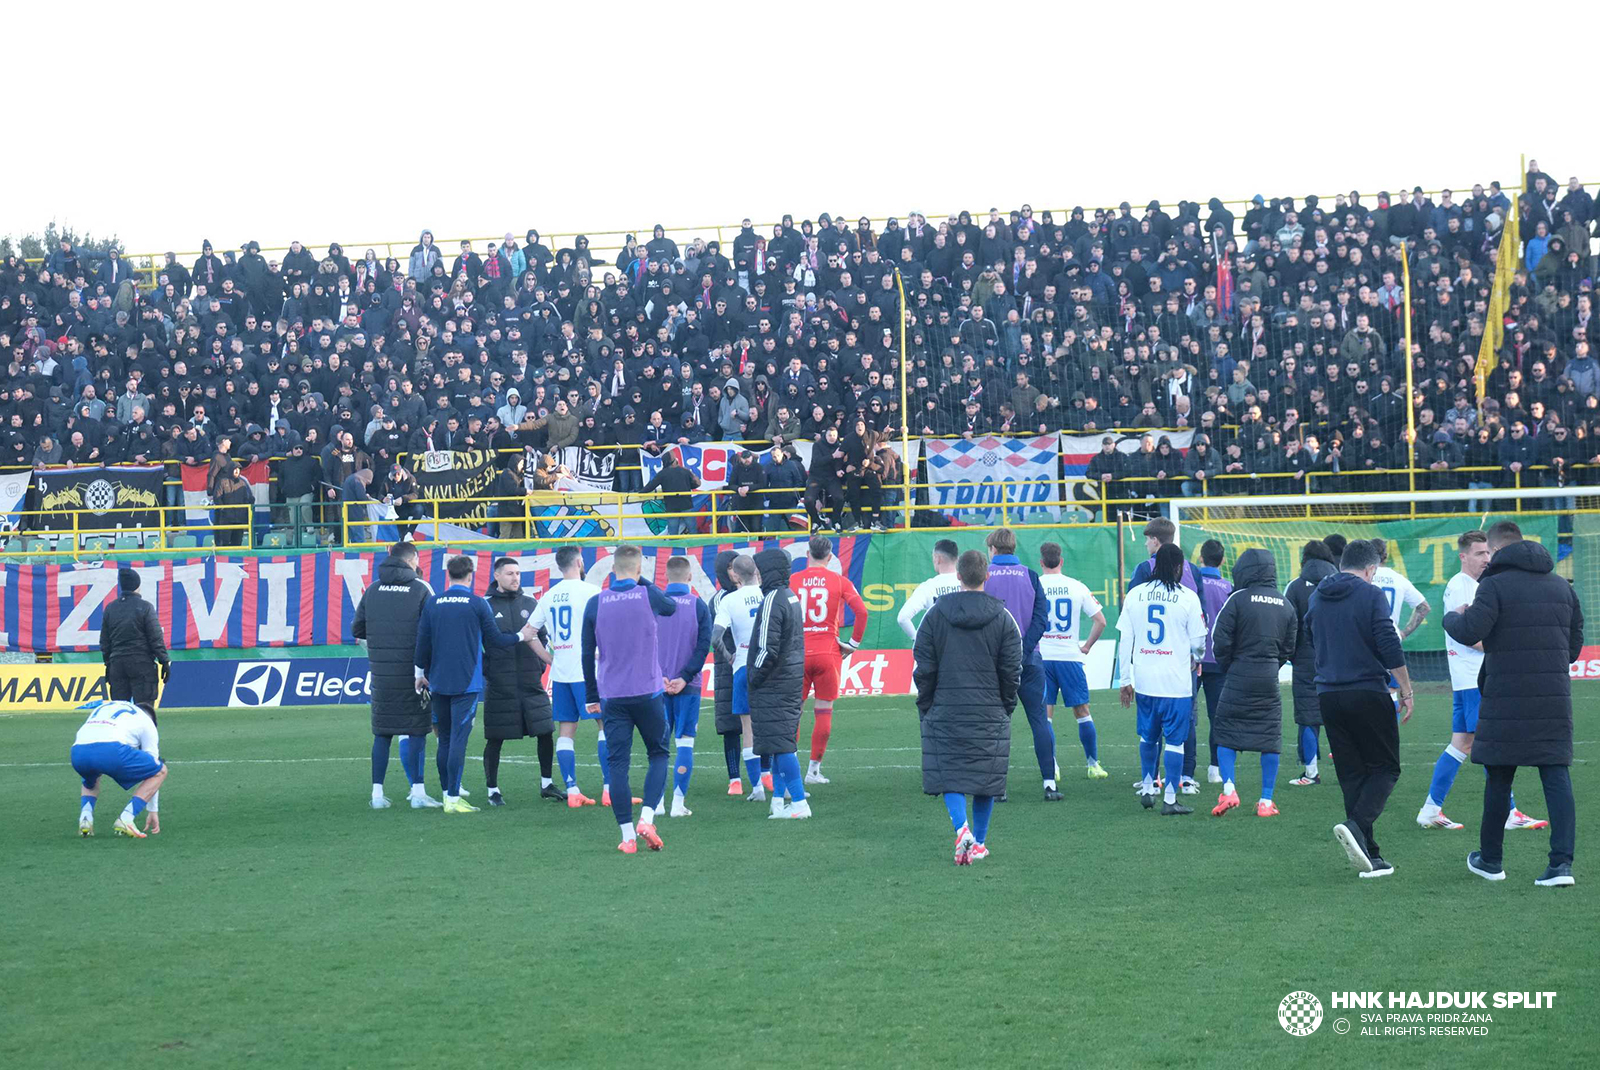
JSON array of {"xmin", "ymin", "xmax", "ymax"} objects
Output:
[
  {"xmin": 107, "ymin": 657, "xmax": 159, "ymax": 705},
  {"xmin": 1481, "ymin": 764, "xmax": 1576, "ymax": 868},
  {"xmin": 848, "ymin": 474, "xmax": 883, "ymax": 523},
  {"xmin": 1321, "ymin": 689, "xmax": 1401, "ymax": 859}
]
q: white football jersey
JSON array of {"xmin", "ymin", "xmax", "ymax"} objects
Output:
[
  {"xmin": 1444, "ymin": 572, "xmax": 1485, "ymax": 691},
  {"xmin": 532, "ymin": 578, "xmax": 601, "ymax": 683},
  {"xmin": 74, "ymin": 700, "xmax": 160, "ymax": 757},
  {"xmin": 1117, "ymin": 581, "xmax": 1206, "ymax": 699},
  {"xmin": 714, "ymin": 585, "xmax": 765, "ymax": 664},
  {"xmin": 1372, "ymin": 565, "xmax": 1426, "ymax": 633},
  {"xmin": 1038, "ymin": 574, "xmax": 1103, "ymax": 663},
  {"xmin": 898, "ymin": 572, "xmax": 963, "ymax": 641}
]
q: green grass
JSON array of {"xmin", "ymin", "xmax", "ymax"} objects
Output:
[{"xmin": 1, "ymin": 687, "xmax": 1594, "ymax": 1069}]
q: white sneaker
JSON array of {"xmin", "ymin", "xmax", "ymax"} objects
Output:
[
  {"xmin": 1207, "ymin": 766, "xmax": 1222, "ymax": 784},
  {"xmin": 770, "ymin": 794, "xmax": 790, "ymax": 818},
  {"xmin": 370, "ymin": 795, "xmax": 392, "ymax": 809},
  {"xmin": 771, "ymin": 800, "xmax": 812, "ymax": 820},
  {"xmin": 1179, "ymin": 778, "xmax": 1200, "ymax": 795},
  {"xmin": 669, "ymin": 799, "xmax": 693, "ymax": 818},
  {"xmin": 804, "ymin": 770, "xmax": 830, "ymax": 785},
  {"xmin": 747, "ymin": 784, "xmax": 766, "ymax": 802},
  {"xmin": 410, "ymin": 792, "xmax": 444, "ymax": 809}
]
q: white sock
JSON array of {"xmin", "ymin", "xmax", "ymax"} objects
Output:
[
  {"xmin": 673, "ymin": 789, "xmax": 686, "ymax": 802},
  {"xmin": 741, "ymin": 746, "xmax": 756, "ymax": 762},
  {"xmin": 567, "ymin": 785, "xmax": 581, "ymax": 796},
  {"xmin": 1306, "ymin": 758, "xmax": 1319, "ymax": 777},
  {"xmin": 1164, "ymin": 786, "xmax": 1176, "ymax": 804},
  {"xmin": 444, "ymin": 794, "xmax": 457, "ymax": 804},
  {"xmin": 640, "ymin": 805, "xmax": 656, "ymax": 825},
  {"xmin": 540, "ymin": 776, "xmax": 553, "ymax": 788},
  {"xmin": 1223, "ymin": 780, "xmax": 1236, "ymax": 795},
  {"xmin": 808, "ymin": 760, "xmax": 820, "ymax": 774},
  {"xmin": 1044, "ymin": 779, "xmax": 1056, "ymax": 790},
  {"xmin": 487, "ymin": 786, "xmax": 501, "ymax": 796},
  {"xmin": 1141, "ymin": 775, "xmax": 1154, "ymax": 793},
  {"xmin": 372, "ymin": 783, "xmax": 385, "ymax": 798},
  {"xmin": 620, "ymin": 821, "xmax": 636, "ymax": 842}
]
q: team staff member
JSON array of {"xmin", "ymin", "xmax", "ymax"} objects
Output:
[
  {"xmin": 1284, "ymin": 540, "xmax": 1337, "ymax": 787},
  {"xmin": 790, "ymin": 535, "xmax": 869, "ymax": 785},
  {"xmin": 653, "ymin": 555, "xmax": 713, "ymax": 817},
  {"xmin": 749, "ymin": 548, "xmax": 809, "ymax": 819},
  {"xmin": 984, "ymin": 528, "xmax": 1061, "ymax": 801},
  {"xmin": 352, "ymin": 541, "xmax": 437, "ymax": 809},
  {"xmin": 914, "ymin": 549, "xmax": 1022, "ymax": 865},
  {"xmin": 1307, "ymin": 539, "xmax": 1414, "ymax": 879},
  {"xmin": 481, "ymin": 558, "xmax": 560, "ymax": 806},
  {"xmin": 415, "ymin": 555, "xmax": 535, "ymax": 814},
  {"xmin": 101, "ymin": 568, "xmax": 170, "ymax": 705},
  {"xmin": 1445, "ymin": 521, "xmax": 1583, "ymax": 888}
]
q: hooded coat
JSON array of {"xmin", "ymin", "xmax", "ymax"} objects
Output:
[
  {"xmin": 745, "ymin": 548, "xmax": 804, "ymax": 756},
  {"xmin": 1210, "ymin": 548, "xmax": 1298, "ymax": 753},
  {"xmin": 913, "ymin": 589, "xmax": 1021, "ymax": 797},
  {"xmin": 480, "ymin": 582, "xmax": 554, "ymax": 740},
  {"xmin": 351, "ymin": 554, "xmax": 433, "ymax": 736},
  {"xmin": 710, "ymin": 551, "xmax": 741, "ymax": 734},
  {"xmin": 1443, "ymin": 540, "xmax": 1584, "ymax": 766},
  {"xmin": 1284, "ymin": 555, "xmax": 1337, "ymax": 726}
]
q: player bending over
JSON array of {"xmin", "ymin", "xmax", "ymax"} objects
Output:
[
  {"xmin": 1118, "ymin": 544, "xmax": 1207, "ymax": 815},
  {"xmin": 1418, "ymin": 531, "xmax": 1547, "ymax": 832},
  {"xmin": 71, "ymin": 700, "xmax": 166, "ymax": 839},
  {"xmin": 790, "ymin": 534, "xmax": 868, "ymax": 784},
  {"xmin": 1037, "ymin": 541, "xmax": 1107, "ymax": 779}
]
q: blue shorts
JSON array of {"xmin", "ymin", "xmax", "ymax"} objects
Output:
[
  {"xmin": 1043, "ymin": 661, "xmax": 1089, "ymax": 708},
  {"xmin": 70, "ymin": 741, "xmax": 162, "ymax": 791},
  {"xmin": 1452, "ymin": 688, "xmax": 1481, "ymax": 734},
  {"xmin": 552, "ymin": 681, "xmax": 600, "ymax": 722},
  {"xmin": 1135, "ymin": 695, "xmax": 1192, "ymax": 747},
  {"xmin": 664, "ymin": 690, "xmax": 701, "ymax": 738},
  {"xmin": 732, "ymin": 667, "xmax": 749, "ymax": 717}
]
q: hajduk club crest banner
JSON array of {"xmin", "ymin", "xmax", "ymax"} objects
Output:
[{"xmin": 921, "ymin": 434, "xmax": 1059, "ymax": 524}]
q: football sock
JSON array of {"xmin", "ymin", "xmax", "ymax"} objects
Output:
[
  {"xmin": 400, "ymin": 734, "xmax": 426, "ymax": 785},
  {"xmin": 620, "ymin": 821, "xmax": 636, "ymax": 843},
  {"xmin": 1298, "ymin": 725, "xmax": 1320, "ymax": 767},
  {"xmin": 640, "ymin": 805, "xmax": 656, "ymax": 825},
  {"xmin": 1162, "ymin": 744, "xmax": 1184, "ymax": 802},
  {"xmin": 810, "ymin": 708, "xmax": 833, "ymax": 761},
  {"xmin": 943, "ymin": 792, "xmax": 967, "ymax": 833},
  {"xmin": 80, "ymin": 795, "xmax": 95, "ymax": 812},
  {"xmin": 556, "ymin": 736, "xmax": 578, "ymax": 791},
  {"xmin": 1428, "ymin": 744, "xmax": 1468, "ymax": 807},
  {"xmin": 774, "ymin": 752, "xmax": 805, "ymax": 802},
  {"xmin": 723, "ymin": 732, "xmax": 742, "ymax": 780},
  {"xmin": 596, "ymin": 730, "xmax": 610, "ymax": 791},
  {"xmin": 1077, "ymin": 715, "xmax": 1098, "ymax": 763},
  {"xmin": 122, "ymin": 797, "xmax": 147, "ymax": 823},
  {"xmin": 673, "ymin": 736, "xmax": 695, "ymax": 798},
  {"xmin": 742, "ymin": 746, "xmax": 761, "ymax": 786},
  {"xmin": 1260, "ymin": 752, "xmax": 1280, "ymax": 801},
  {"xmin": 371, "ymin": 735, "xmax": 392, "ymax": 785},
  {"xmin": 537, "ymin": 733, "xmax": 554, "ymax": 780},
  {"xmin": 1218, "ymin": 746, "xmax": 1238, "ymax": 793},
  {"xmin": 1138, "ymin": 737, "xmax": 1159, "ymax": 782},
  {"xmin": 483, "ymin": 738, "xmax": 502, "ymax": 790},
  {"xmin": 971, "ymin": 794, "xmax": 995, "ymax": 844}
]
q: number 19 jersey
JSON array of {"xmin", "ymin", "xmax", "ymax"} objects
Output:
[
  {"xmin": 533, "ymin": 579, "xmax": 601, "ymax": 683},
  {"xmin": 1038, "ymin": 574, "xmax": 1102, "ymax": 663}
]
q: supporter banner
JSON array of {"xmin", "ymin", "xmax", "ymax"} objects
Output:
[
  {"xmin": 524, "ymin": 445, "xmax": 657, "ymax": 539},
  {"xmin": 0, "ymin": 663, "xmax": 110, "ymax": 712},
  {"xmin": 416, "ymin": 449, "xmax": 500, "ymax": 523},
  {"xmin": 0, "ymin": 535, "xmax": 861, "ymax": 654},
  {"xmin": 0, "ymin": 469, "xmax": 29, "ymax": 530},
  {"xmin": 180, "ymin": 460, "xmax": 272, "ymax": 528},
  {"xmin": 33, "ymin": 465, "xmax": 163, "ymax": 531},
  {"xmin": 922, "ymin": 434, "xmax": 1060, "ymax": 524},
  {"xmin": 1059, "ymin": 429, "xmax": 1197, "ymax": 478}
]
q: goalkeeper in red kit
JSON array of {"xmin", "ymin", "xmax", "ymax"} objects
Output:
[{"xmin": 789, "ymin": 534, "xmax": 869, "ymax": 784}]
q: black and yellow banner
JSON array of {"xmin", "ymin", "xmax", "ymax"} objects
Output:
[
  {"xmin": 413, "ymin": 449, "xmax": 500, "ymax": 523},
  {"xmin": 33, "ymin": 465, "xmax": 163, "ymax": 531}
]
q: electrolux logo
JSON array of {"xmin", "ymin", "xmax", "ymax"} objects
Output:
[{"xmin": 230, "ymin": 662, "xmax": 288, "ymax": 707}]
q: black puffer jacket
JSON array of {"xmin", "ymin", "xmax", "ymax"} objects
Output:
[
  {"xmin": 1211, "ymin": 548, "xmax": 1298, "ymax": 754},
  {"xmin": 1284, "ymin": 556, "xmax": 1336, "ymax": 726},
  {"xmin": 710, "ymin": 551, "xmax": 740, "ymax": 734},
  {"xmin": 352, "ymin": 555, "xmax": 431, "ymax": 736},
  {"xmin": 746, "ymin": 548, "xmax": 804, "ymax": 757},
  {"xmin": 481, "ymin": 582, "xmax": 553, "ymax": 740},
  {"xmin": 913, "ymin": 589, "xmax": 1021, "ymax": 797},
  {"xmin": 1443, "ymin": 539, "xmax": 1584, "ymax": 766},
  {"xmin": 101, "ymin": 591, "xmax": 170, "ymax": 667}
]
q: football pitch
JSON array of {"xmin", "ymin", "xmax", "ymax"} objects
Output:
[{"xmin": 2, "ymin": 688, "xmax": 1594, "ymax": 1069}]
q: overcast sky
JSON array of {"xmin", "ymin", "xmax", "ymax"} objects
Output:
[{"xmin": 11, "ymin": 1, "xmax": 1594, "ymax": 262}]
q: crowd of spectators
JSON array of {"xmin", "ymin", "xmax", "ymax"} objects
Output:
[{"xmin": 2, "ymin": 159, "xmax": 1596, "ymax": 535}]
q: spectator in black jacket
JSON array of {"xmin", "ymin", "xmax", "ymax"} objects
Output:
[
  {"xmin": 352, "ymin": 542, "xmax": 436, "ymax": 808},
  {"xmin": 641, "ymin": 450, "xmax": 700, "ymax": 535},
  {"xmin": 913, "ymin": 549, "xmax": 1022, "ymax": 865},
  {"xmin": 1209, "ymin": 548, "xmax": 1299, "ymax": 817},
  {"xmin": 1079, "ymin": 435, "xmax": 1121, "ymax": 518},
  {"xmin": 763, "ymin": 444, "xmax": 807, "ymax": 531},
  {"xmin": 1444, "ymin": 522, "xmax": 1584, "ymax": 887},
  {"xmin": 101, "ymin": 569, "xmax": 170, "ymax": 705},
  {"xmin": 480, "ymin": 558, "xmax": 559, "ymax": 806}
]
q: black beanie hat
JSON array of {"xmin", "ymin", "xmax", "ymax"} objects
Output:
[{"xmin": 118, "ymin": 568, "xmax": 140, "ymax": 593}]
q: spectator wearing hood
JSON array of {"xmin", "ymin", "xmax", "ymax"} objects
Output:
[
  {"xmin": 497, "ymin": 389, "xmax": 527, "ymax": 427},
  {"xmin": 1284, "ymin": 540, "xmax": 1338, "ymax": 785},
  {"xmin": 718, "ymin": 376, "xmax": 750, "ymax": 440}
]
